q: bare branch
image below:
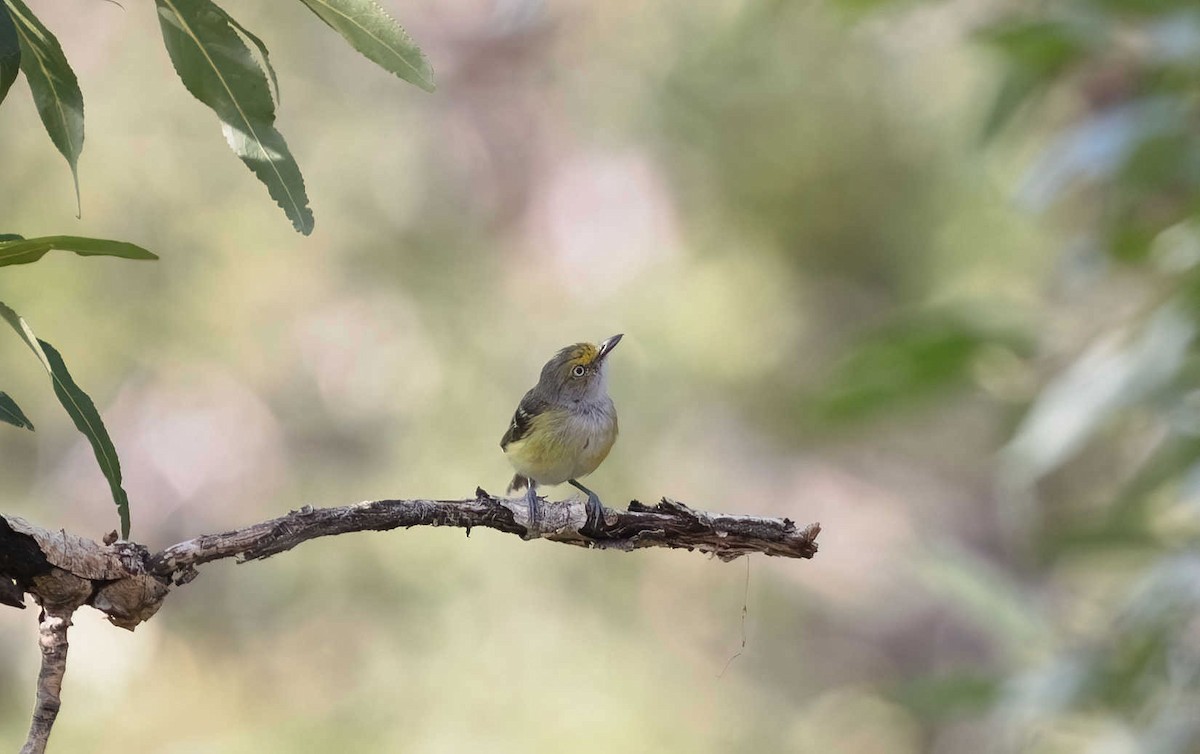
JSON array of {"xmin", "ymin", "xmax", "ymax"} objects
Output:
[
  {"xmin": 148, "ymin": 490, "xmax": 820, "ymax": 581},
  {"xmin": 20, "ymin": 609, "xmax": 73, "ymax": 754},
  {"xmin": 2, "ymin": 490, "xmax": 820, "ymax": 627},
  {"xmin": 0, "ymin": 491, "xmax": 817, "ymax": 750}
]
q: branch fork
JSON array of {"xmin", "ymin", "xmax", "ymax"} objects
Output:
[{"xmin": 2, "ymin": 491, "xmax": 819, "ymax": 752}]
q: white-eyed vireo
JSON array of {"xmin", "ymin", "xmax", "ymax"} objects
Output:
[{"xmin": 501, "ymin": 334, "xmax": 623, "ymax": 535}]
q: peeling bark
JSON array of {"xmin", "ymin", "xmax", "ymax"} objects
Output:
[
  {"xmin": 2, "ymin": 492, "xmax": 820, "ymax": 628},
  {"xmin": 0, "ymin": 491, "xmax": 819, "ymax": 750}
]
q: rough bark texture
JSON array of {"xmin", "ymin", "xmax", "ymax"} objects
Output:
[
  {"xmin": 2, "ymin": 490, "xmax": 819, "ymax": 629},
  {"xmin": 1, "ymin": 491, "xmax": 819, "ymax": 751},
  {"xmin": 19, "ymin": 610, "xmax": 73, "ymax": 754},
  {"xmin": 150, "ymin": 491, "xmax": 820, "ymax": 581}
]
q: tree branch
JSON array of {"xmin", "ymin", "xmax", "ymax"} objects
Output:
[
  {"xmin": 150, "ymin": 489, "xmax": 820, "ymax": 582},
  {"xmin": 1, "ymin": 490, "xmax": 819, "ymax": 750},
  {"xmin": 20, "ymin": 609, "xmax": 72, "ymax": 754},
  {"xmin": 3, "ymin": 490, "xmax": 819, "ymax": 625}
]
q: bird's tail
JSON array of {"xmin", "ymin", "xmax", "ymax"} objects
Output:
[{"xmin": 507, "ymin": 474, "xmax": 530, "ymax": 494}]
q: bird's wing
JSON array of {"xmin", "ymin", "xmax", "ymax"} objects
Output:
[{"xmin": 501, "ymin": 389, "xmax": 544, "ymax": 449}]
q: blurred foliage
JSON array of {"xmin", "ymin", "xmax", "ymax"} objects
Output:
[
  {"xmin": 660, "ymin": 0, "xmax": 945, "ymax": 300},
  {"xmin": 864, "ymin": 0, "xmax": 1200, "ymax": 750},
  {"xmin": 803, "ymin": 308, "xmax": 1030, "ymax": 428}
]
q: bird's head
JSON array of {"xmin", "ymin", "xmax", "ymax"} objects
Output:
[{"xmin": 536, "ymin": 334, "xmax": 623, "ymax": 403}]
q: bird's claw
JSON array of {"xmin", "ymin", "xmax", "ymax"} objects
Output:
[
  {"xmin": 581, "ymin": 493, "xmax": 606, "ymax": 538},
  {"xmin": 523, "ymin": 488, "xmax": 541, "ymax": 540}
]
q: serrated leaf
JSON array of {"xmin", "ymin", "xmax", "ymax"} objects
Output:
[
  {"xmin": 214, "ymin": 5, "xmax": 279, "ymax": 105},
  {"xmin": 0, "ymin": 235, "xmax": 158, "ymax": 268},
  {"xmin": 297, "ymin": 0, "xmax": 434, "ymax": 92},
  {"xmin": 2, "ymin": 0, "xmax": 83, "ymax": 212},
  {"xmin": 0, "ymin": 4, "xmax": 19, "ymax": 107},
  {"xmin": 156, "ymin": 0, "xmax": 314, "ymax": 234},
  {"xmin": 0, "ymin": 301, "xmax": 131, "ymax": 537},
  {"xmin": 0, "ymin": 391, "xmax": 33, "ymax": 430}
]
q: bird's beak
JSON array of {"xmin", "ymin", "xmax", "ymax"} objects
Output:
[{"xmin": 597, "ymin": 333, "xmax": 623, "ymax": 361}]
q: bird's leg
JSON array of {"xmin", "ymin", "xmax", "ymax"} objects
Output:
[
  {"xmin": 524, "ymin": 483, "xmax": 541, "ymax": 538},
  {"xmin": 569, "ymin": 479, "xmax": 606, "ymax": 535}
]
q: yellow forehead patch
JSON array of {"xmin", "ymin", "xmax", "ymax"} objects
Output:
[{"xmin": 566, "ymin": 343, "xmax": 599, "ymax": 366}]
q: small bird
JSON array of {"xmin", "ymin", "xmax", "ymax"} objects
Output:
[{"xmin": 501, "ymin": 334, "xmax": 623, "ymax": 535}]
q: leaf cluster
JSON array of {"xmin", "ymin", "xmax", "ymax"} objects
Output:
[
  {"xmin": 0, "ymin": 0, "xmax": 434, "ymax": 233},
  {"xmin": 1, "ymin": 0, "xmax": 436, "ymax": 538},
  {"xmin": 0, "ymin": 237, "xmax": 156, "ymax": 537}
]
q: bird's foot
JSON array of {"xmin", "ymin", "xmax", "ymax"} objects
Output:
[
  {"xmin": 568, "ymin": 479, "xmax": 608, "ymax": 537},
  {"xmin": 523, "ymin": 487, "xmax": 541, "ymax": 540},
  {"xmin": 581, "ymin": 492, "xmax": 606, "ymax": 538}
]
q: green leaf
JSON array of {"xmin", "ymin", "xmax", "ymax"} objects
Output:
[
  {"xmin": 156, "ymin": 0, "xmax": 314, "ymax": 234},
  {"xmin": 214, "ymin": 4, "xmax": 279, "ymax": 105},
  {"xmin": 915, "ymin": 545, "xmax": 1051, "ymax": 653},
  {"xmin": 0, "ymin": 4, "xmax": 19, "ymax": 107},
  {"xmin": 0, "ymin": 235, "xmax": 158, "ymax": 268},
  {"xmin": 1018, "ymin": 99, "xmax": 1182, "ymax": 212},
  {"xmin": 981, "ymin": 68, "xmax": 1048, "ymax": 142},
  {"xmin": 0, "ymin": 301, "xmax": 131, "ymax": 537},
  {"xmin": 976, "ymin": 19, "xmax": 1098, "ymax": 140},
  {"xmin": 2, "ymin": 0, "xmax": 84, "ymax": 213},
  {"xmin": 806, "ymin": 311, "xmax": 1027, "ymax": 426},
  {"xmin": 1004, "ymin": 301, "xmax": 1197, "ymax": 482},
  {"xmin": 297, "ymin": 0, "xmax": 434, "ymax": 92},
  {"xmin": 978, "ymin": 20, "xmax": 1092, "ymax": 76},
  {"xmin": 0, "ymin": 391, "xmax": 34, "ymax": 430},
  {"xmin": 893, "ymin": 672, "xmax": 1001, "ymax": 722}
]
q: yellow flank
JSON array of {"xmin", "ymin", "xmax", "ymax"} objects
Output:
[{"xmin": 503, "ymin": 405, "xmax": 617, "ymax": 487}]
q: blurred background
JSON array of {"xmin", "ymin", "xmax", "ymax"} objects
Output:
[{"xmin": 4, "ymin": 0, "xmax": 1200, "ymax": 751}]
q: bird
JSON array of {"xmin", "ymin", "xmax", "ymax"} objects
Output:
[{"xmin": 501, "ymin": 334, "xmax": 622, "ymax": 536}]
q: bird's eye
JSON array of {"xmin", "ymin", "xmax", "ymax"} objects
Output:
[{"xmin": 572, "ymin": 365, "xmax": 586, "ymax": 377}]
